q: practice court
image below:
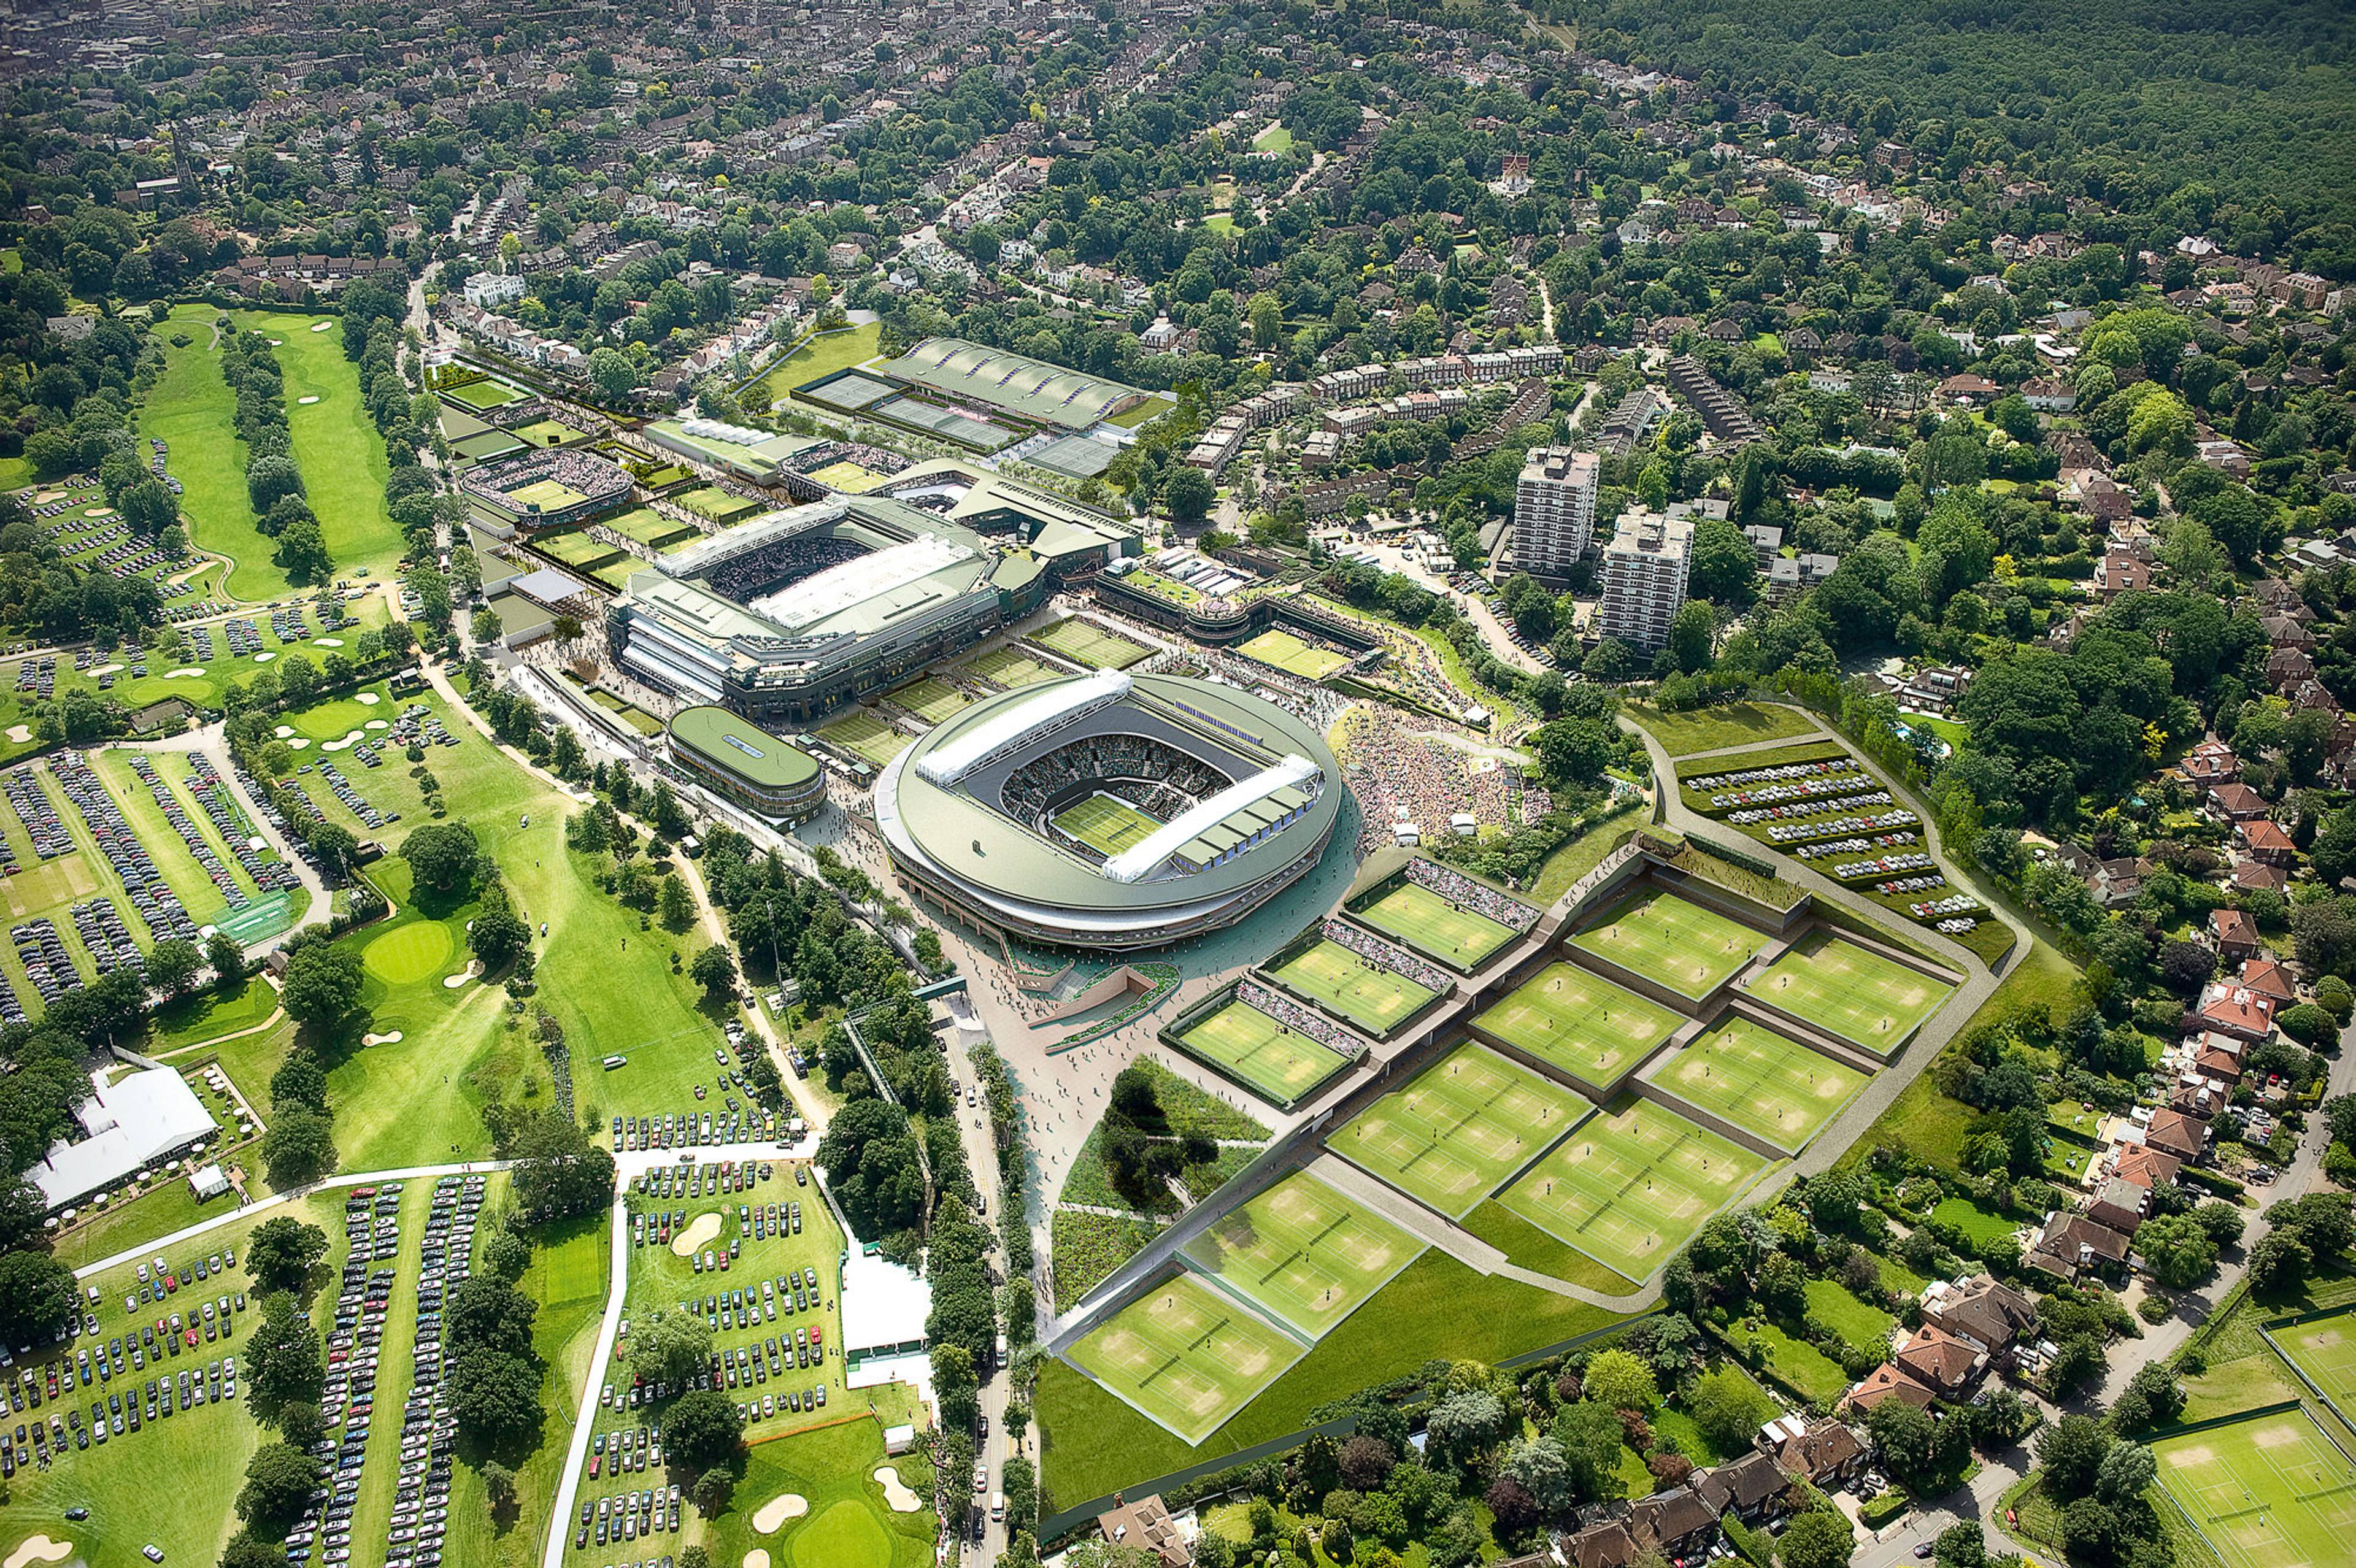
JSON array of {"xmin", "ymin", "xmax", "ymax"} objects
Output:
[
  {"xmin": 1652, "ymin": 1016, "xmax": 1869, "ymax": 1152},
  {"xmin": 2153, "ymin": 1406, "xmax": 2356, "ymax": 1568},
  {"xmin": 1180, "ymin": 1170, "xmax": 1425, "ymax": 1340},
  {"xmin": 1066, "ymin": 1272, "xmax": 1304, "ymax": 1445},
  {"xmin": 1334, "ymin": 1043, "xmax": 1582, "ymax": 1218},
  {"xmin": 1474, "ymin": 961, "xmax": 1682, "ymax": 1090},
  {"xmin": 1747, "ymin": 929, "xmax": 1952, "ymax": 1053},
  {"xmin": 1499, "ymin": 1097, "xmax": 1768, "ymax": 1283},
  {"xmin": 1567, "ymin": 888, "xmax": 1768, "ymax": 999}
]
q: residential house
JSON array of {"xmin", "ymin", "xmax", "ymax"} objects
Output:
[
  {"xmin": 1939, "ymin": 372, "xmax": 2001, "ymax": 405},
  {"xmin": 2233, "ymin": 859, "xmax": 2289, "ymax": 897},
  {"xmin": 2237, "ymin": 817, "xmax": 2298, "ymax": 867},
  {"xmin": 2094, "ymin": 552, "xmax": 2152, "ymax": 598},
  {"xmin": 2209, "ymin": 908, "xmax": 2260, "ymax": 965},
  {"xmin": 2110, "ymin": 1143, "xmax": 2183, "ymax": 1194},
  {"xmin": 1094, "ymin": 1496, "xmax": 1192, "ymax": 1568},
  {"xmin": 2206, "ymin": 783, "xmax": 2269, "ymax": 821},
  {"xmin": 2177, "ymin": 739, "xmax": 2239, "ymax": 786},
  {"xmin": 2087, "ymin": 1177, "xmax": 2150, "ymax": 1237},
  {"xmin": 2263, "ymin": 613, "xmax": 2317, "ymax": 651},
  {"xmin": 2240, "ymin": 957, "xmax": 2296, "ymax": 1006},
  {"xmin": 2196, "ymin": 983, "xmax": 2276, "ymax": 1044},
  {"xmin": 1843, "ymin": 1359, "xmax": 1935, "ymax": 1414},
  {"xmin": 1696, "ymin": 1453, "xmax": 1790, "ymax": 1525},
  {"xmin": 1919, "ymin": 1276, "xmax": 2038, "ymax": 1362},
  {"xmin": 1892, "ymin": 1323, "xmax": 1987, "ymax": 1396},
  {"xmin": 2026, "ymin": 1211, "xmax": 2132, "ymax": 1282},
  {"xmin": 2021, "ymin": 377, "xmax": 2076, "ymax": 413},
  {"xmin": 1764, "ymin": 1416, "xmax": 1867, "ymax": 1487},
  {"xmin": 1626, "ymin": 1488, "xmax": 1720, "ymax": 1563},
  {"xmin": 2144, "ymin": 1107, "xmax": 2211, "ymax": 1162}
]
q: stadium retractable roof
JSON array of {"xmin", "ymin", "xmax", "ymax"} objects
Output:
[
  {"xmin": 749, "ymin": 535, "xmax": 975, "ymax": 631},
  {"xmin": 1102, "ymin": 754, "xmax": 1323, "ymax": 883},
  {"xmin": 915, "ymin": 670, "xmax": 1133, "ymax": 786}
]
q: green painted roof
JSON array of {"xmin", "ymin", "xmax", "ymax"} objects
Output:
[{"xmin": 668, "ymin": 705, "xmax": 820, "ymax": 790}]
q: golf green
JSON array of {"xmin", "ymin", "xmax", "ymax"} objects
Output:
[
  {"xmin": 793, "ymin": 1499, "xmax": 893, "ymax": 1567},
  {"xmin": 364, "ymin": 918, "xmax": 455, "ymax": 983}
]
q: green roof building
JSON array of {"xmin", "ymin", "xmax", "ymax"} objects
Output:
[{"xmin": 665, "ymin": 705, "xmax": 827, "ymax": 823}]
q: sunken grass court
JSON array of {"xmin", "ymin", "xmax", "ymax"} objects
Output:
[
  {"xmin": 1352, "ymin": 879, "xmax": 1520, "ymax": 971},
  {"xmin": 1336, "ymin": 1043, "xmax": 1582, "ymax": 1220},
  {"xmin": 1651, "ymin": 1016, "xmax": 1869, "ymax": 1153},
  {"xmin": 1499, "ymin": 1096, "xmax": 1768, "ymax": 1284},
  {"xmin": 1066, "ymin": 1272, "xmax": 1307, "ymax": 1445},
  {"xmin": 1567, "ymin": 886, "xmax": 1767, "ymax": 1000},
  {"xmin": 1745, "ymin": 929, "xmax": 1953, "ymax": 1053},
  {"xmin": 1168, "ymin": 996, "xmax": 1355, "ymax": 1109},
  {"xmin": 1179, "ymin": 1170, "xmax": 1425, "ymax": 1341},
  {"xmin": 1265, "ymin": 937, "xmax": 1438, "ymax": 1036},
  {"xmin": 2152, "ymin": 1405, "xmax": 2356, "ymax": 1568},
  {"xmin": 1472, "ymin": 961, "xmax": 1682, "ymax": 1091}
]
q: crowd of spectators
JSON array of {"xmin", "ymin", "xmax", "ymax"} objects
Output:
[
  {"xmin": 1234, "ymin": 978, "xmax": 1359, "ymax": 1058},
  {"xmin": 1003, "ymin": 732, "xmax": 1228, "ymax": 829},
  {"xmin": 1323, "ymin": 917, "xmax": 1450, "ymax": 995},
  {"xmin": 1404, "ymin": 853, "xmax": 1540, "ymax": 931},
  {"xmin": 1333, "ymin": 705, "xmax": 1525, "ymax": 859}
]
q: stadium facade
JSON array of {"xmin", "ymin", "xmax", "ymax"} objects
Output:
[{"xmin": 876, "ymin": 672, "xmax": 1344, "ymax": 951}]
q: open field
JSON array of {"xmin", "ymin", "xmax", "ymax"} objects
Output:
[
  {"xmin": 1499, "ymin": 1097, "xmax": 1769, "ymax": 1284},
  {"xmin": 1238, "ymin": 629, "xmax": 1348, "ymax": 680},
  {"xmin": 2153, "ymin": 1406, "xmax": 2356, "ymax": 1568},
  {"xmin": 1334, "ymin": 1043, "xmax": 1582, "ymax": 1219},
  {"xmin": 1168, "ymin": 997, "xmax": 1355, "ymax": 1107},
  {"xmin": 1181, "ymin": 1172, "xmax": 1424, "ymax": 1340},
  {"xmin": 233, "ymin": 311, "xmax": 406, "ymax": 584},
  {"xmin": 1745, "ymin": 929, "xmax": 1952, "ymax": 1053},
  {"xmin": 1065, "ymin": 1272, "xmax": 1305, "ymax": 1445},
  {"xmin": 1568, "ymin": 887, "xmax": 1766, "ymax": 1000},
  {"xmin": 1031, "ymin": 617, "xmax": 1150, "ymax": 670},
  {"xmin": 139, "ymin": 305, "xmax": 288, "ymax": 601},
  {"xmin": 1630, "ymin": 702, "xmax": 1822, "ymax": 757},
  {"xmin": 817, "ymin": 710, "xmax": 910, "ymax": 768},
  {"xmin": 1652, "ymin": 1016, "xmax": 1868, "ymax": 1153},
  {"xmin": 1264, "ymin": 938, "xmax": 1437, "ymax": 1036},
  {"xmin": 1472, "ymin": 961, "xmax": 1682, "ymax": 1091},
  {"xmin": 762, "ymin": 321, "xmax": 886, "ymax": 409},
  {"xmin": 1053, "ymin": 792, "xmax": 1161, "ymax": 857},
  {"xmin": 1352, "ymin": 880, "xmax": 1520, "ymax": 970}
]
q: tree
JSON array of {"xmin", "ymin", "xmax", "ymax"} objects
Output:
[
  {"xmin": 400, "ymin": 822, "xmax": 483, "ymax": 894},
  {"xmin": 471, "ymin": 607, "xmax": 504, "ymax": 645},
  {"xmin": 1689, "ymin": 517, "xmax": 1760, "ymax": 605},
  {"xmin": 236, "ymin": 1442, "xmax": 320, "ymax": 1535},
  {"xmin": 247, "ymin": 454, "xmax": 306, "ymax": 513},
  {"xmin": 245, "ymin": 1216, "xmax": 329, "ymax": 1293},
  {"xmin": 482, "ymin": 1459, "xmax": 518, "ymax": 1515},
  {"xmin": 1667, "ymin": 599, "xmax": 1715, "ymax": 674},
  {"xmin": 690, "ymin": 942, "xmax": 738, "ymax": 998},
  {"xmin": 222, "ymin": 1531, "xmax": 292, "ymax": 1568},
  {"xmin": 1535, "ymin": 717, "xmax": 1614, "ymax": 787},
  {"xmin": 144, "ymin": 936, "xmax": 202, "ymax": 998},
  {"xmin": 1689, "ymin": 1364, "xmax": 1776, "ymax": 1455},
  {"xmin": 207, "ymin": 929, "xmax": 248, "ymax": 986},
  {"xmin": 629, "ymin": 1309, "xmax": 713, "ymax": 1386},
  {"xmin": 666, "ymin": 1388, "xmax": 745, "ymax": 1471},
  {"xmin": 447, "ymin": 1339, "xmax": 545, "ymax": 1446},
  {"xmin": 1779, "ymin": 1509, "xmax": 1854, "ymax": 1568},
  {"xmin": 934, "ymin": 1342, "xmax": 980, "ymax": 1433},
  {"xmin": 1933, "ymin": 1523, "xmax": 1988, "ymax": 1568},
  {"xmin": 2095, "ymin": 1439, "xmax": 2156, "ymax": 1505},
  {"xmin": 590, "ymin": 347, "xmax": 639, "ymax": 400},
  {"xmin": 1580, "ymin": 1348, "xmax": 1658, "ymax": 1414},
  {"xmin": 2035, "ymin": 1414, "xmax": 2113, "ymax": 1501},
  {"xmin": 1553, "ymin": 1397, "xmax": 1628, "ymax": 1504},
  {"xmin": 274, "ymin": 517, "xmax": 332, "ymax": 583},
  {"xmin": 468, "ymin": 903, "xmax": 533, "ymax": 974},
  {"xmin": 262, "ymin": 1105, "xmax": 338, "ymax": 1185},
  {"xmin": 1864, "ymin": 1399, "xmax": 1942, "ymax": 1488},
  {"xmin": 278, "ymin": 940, "xmax": 363, "ymax": 1029},
  {"xmin": 2135, "ymin": 1211, "xmax": 2220, "ymax": 1289},
  {"xmin": 509, "ymin": 1111, "xmax": 617, "ymax": 1221},
  {"xmin": 1425, "ymin": 1389, "xmax": 1511, "ymax": 1468},
  {"xmin": 0, "ymin": 1250, "xmax": 78, "ymax": 1345},
  {"xmin": 1163, "ymin": 465, "xmax": 1214, "ymax": 526},
  {"xmin": 247, "ymin": 1291, "xmax": 325, "ymax": 1415},
  {"xmin": 2109, "ymin": 1362, "xmax": 2184, "ymax": 1435}
]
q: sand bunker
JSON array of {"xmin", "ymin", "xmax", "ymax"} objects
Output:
[
  {"xmin": 4, "ymin": 1536, "xmax": 74, "ymax": 1568},
  {"xmin": 671, "ymin": 1211, "xmax": 723, "ymax": 1257},
  {"xmin": 322, "ymin": 740, "xmax": 347, "ymax": 751},
  {"xmin": 166, "ymin": 666, "xmax": 204, "ymax": 678},
  {"xmin": 252, "ymin": 651, "xmax": 275, "ymax": 663},
  {"xmin": 287, "ymin": 737, "xmax": 309, "ymax": 750},
  {"xmin": 874, "ymin": 1466, "xmax": 923, "ymax": 1512},
  {"xmin": 366, "ymin": 719, "xmax": 389, "ymax": 730},
  {"xmin": 313, "ymin": 637, "xmax": 344, "ymax": 647},
  {"xmin": 752, "ymin": 1494, "xmax": 809, "ymax": 1533},
  {"xmin": 744, "ymin": 1553, "xmax": 769, "ymax": 1568},
  {"xmin": 362, "ymin": 1030, "xmax": 404, "ymax": 1046},
  {"xmin": 357, "ymin": 692, "xmax": 381, "ymax": 705},
  {"xmin": 310, "ymin": 321, "xmax": 333, "ymax": 332},
  {"xmin": 441, "ymin": 971, "xmax": 470, "ymax": 989},
  {"xmin": 33, "ymin": 491, "xmax": 62, "ymax": 504},
  {"xmin": 297, "ymin": 395, "xmax": 321, "ymax": 405},
  {"xmin": 4, "ymin": 724, "xmax": 31, "ymax": 744},
  {"xmin": 274, "ymin": 725, "xmax": 295, "ymax": 738},
  {"xmin": 91, "ymin": 663, "xmax": 122, "ymax": 677}
]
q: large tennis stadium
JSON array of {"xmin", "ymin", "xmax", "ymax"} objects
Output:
[{"xmin": 876, "ymin": 672, "xmax": 1344, "ymax": 950}]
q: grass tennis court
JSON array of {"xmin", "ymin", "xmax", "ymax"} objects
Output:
[
  {"xmin": 1032, "ymin": 617, "xmax": 1151, "ymax": 670},
  {"xmin": 1652, "ymin": 1016, "xmax": 1869, "ymax": 1152},
  {"xmin": 1335, "ymin": 1043, "xmax": 1582, "ymax": 1219},
  {"xmin": 1180, "ymin": 1171, "xmax": 1424, "ymax": 1341},
  {"xmin": 2274, "ymin": 1309, "xmax": 2356, "ymax": 1431},
  {"xmin": 437, "ymin": 378, "xmax": 523, "ymax": 410},
  {"xmin": 1239, "ymin": 629, "xmax": 1350, "ymax": 680},
  {"xmin": 1054, "ymin": 793, "xmax": 1163, "ymax": 857},
  {"xmin": 1568, "ymin": 887, "xmax": 1766, "ymax": 999},
  {"xmin": 508, "ymin": 477, "xmax": 588, "ymax": 510},
  {"xmin": 1499, "ymin": 1097, "xmax": 1768, "ymax": 1284},
  {"xmin": 807, "ymin": 459, "xmax": 888, "ymax": 492},
  {"xmin": 966, "ymin": 646, "xmax": 1059, "ymax": 689},
  {"xmin": 888, "ymin": 677, "xmax": 976, "ymax": 725},
  {"xmin": 1353, "ymin": 881, "xmax": 1521, "ymax": 971},
  {"xmin": 1065, "ymin": 1272, "xmax": 1303, "ymax": 1445},
  {"xmin": 817, "ymin": 710, "xmax": 910, "ymax": 767},
  {"xmin": 1265, "ymin": 939, "xmax": 1437, "ymax": 1037},
  {"xmin": 2153, "ymin": 1405, "xmax": 2356, "ymax": 1568},
  {"xmin": 1171, "ymin": 999, "xmax": 1355, "ymax": 1108},
  {"xmin": 1746, "ymin": 930, "xmax": 1952, "ymax": 1054},
  {"xmin": 1472, "ymin": 961, "xmax": 1682, "ymax": 1091}
]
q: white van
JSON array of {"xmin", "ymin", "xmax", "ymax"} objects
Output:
[{"xmin": 990, "ymin": 1492, "xmax": 1005, "ymax": 1523}]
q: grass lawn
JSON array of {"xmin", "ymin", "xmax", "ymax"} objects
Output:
[
  {"xmin": 1719, "ymin": 1316, "xmax": 1851, "ymax": 1405},
  {"xmin": 233, "ymin": 310, "xmax": 406, "ymax": 583},
  {"xmin": 1179, "ymin": 1170, "xmax": 1425, "ymax": 1341},
  {"xmin": 2269, "ymin": 1306, "xmax": 2356, "ymax": 1428},
  {"xmin": 1803, "ymin": 1277, "xmax": 1896, "ymax": 1358},
  {"xmin": 1472, "ymin": 960, "xmax": 1681, "ymax": 1091},
  {"xmin": 817, "ymin": 710, "xmax": 910, "ymax": 768},
  {"xmin": 688, "ymin": 1409, "xmax": 936, "ymax": 1568},
  {"xmin": 2152, "ymin": 1405, "xmax": 2356, "ymax": 1568},
  {"xmin": 1168, "ymin": 996, "xmax": 1355, "ymax": 1109},
  {"xmin": 141, "ymin": 304, "xmax": 288, "ymax": 600},
  {"xmin": 1631, "ymin": 702, "xmax": 1822, "ymax": 758},
  {"xmin": 1528, "ymin": 817, "xmax": 1641, "ymax": 905},
  {"xmin": 1458, "ymin": 1199, "xmax": 1657, "ymax": 1294},
  {"xmin": 1334, "ymin": 1043, "xmax": 1582, "ymax": 1220},
  {"xmin": 1037, "ymin": 1248, "xmax": 1625, "ymax": 1510},
  {"xmin": 1264, "ymin": 938, "xmax": 1437, "ymax": 1037},
  {"xmin": 1568, "ymin": 886, "xmax": 1767, "ymax": 1001},
  {"xmin": 1252, "ymin": 121, "xmax": 1295, "ymax": 152},
  {"xmin": 1030, "ymin": 617, "xmax": 1150, "ymax": 671},
  {"xmin": 1498, "ymin": 1097, "xmax": 1769, "ymax": 1285},
  {"xmin": 152, "ymin": 975, "xmax": 280, "ymax": 1053},
  {"xmin": 1931, "ymin": 1194, "xmax": 2022, "ymax": 1248},
  {"xmin": 765, "ymin": 321, "xmax": 886, "ymax": 409},
  {"xmin": 1352, "ymin": 879, "xmax": 1522, "ymax": 972},
  {"xmin": 1066, "ymin": 1272, "xmax": 1306, "ymax": 1446},
  {"xmin": 1744, "ymin": 929, "xmax": 1953, "ymax": 1054},
  {"xmin": 1649, "ymin": 1016, "xmax": 1869, "ymax": 1154}
]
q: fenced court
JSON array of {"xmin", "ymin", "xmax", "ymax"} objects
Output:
[
  {"xmin": 1335, "ymin": 1043, "xmax": 1583, "ymax": 1219},
  {"xmin": 1746, "ymin": 930, "xmax": 1951, "ymax": 1053},
  {"xmin": 1180, "ymin": 1170, "xmax": 1425, "ymax": 1340},
  {"xmin": 887, "ymin": 677, "xmax": 976, "ymax": 725},
  {"xmin": 1239, "ymin": 629, "xmax": 1349, "ymax": 681},
  {"xmin": 2273, "ymin": 1309, "xmax": 2356, "ymax": 1432},
  {"xmin": 817, "ymin": 711, "xmax": 910, "ymax": 768},
  {"xmin": 1652, "ymin": 1016, "xmax": 1869, "ymax": 1153},
  {"xmin": 2154, "ymin": 1405, "xmax": 2356, "ymax": 1568},
  {"xmin": 1054, "ymin": 793, "xmax": 1162, "ymax": 858},
  {"xmin": 1499, "ymin": 1097, "xmax": 1768, "ymax": 1283},
  {"xmin": 1266, "ymin": 939, "xmax": 1437, "ymax": 1036},
  {"xmin": 1065, "ymin": 1272, "xmax": 1304, "ymax": 1445},
  {"xmin": 1568, "ymin": 887, "xmax": 1766, "ymax": 999},
  {"xmin": 1354, "ymin": 880, "xmax": 1520, "ymax": 970},
  {"xmin": 1473, "ymin": 961, "xmax": 1682, "ymax": 1091},
  {"xmin": 966, "ymin": 646, "xmax": 1059, "ymax": 690},
  {"xmin": 1031, "ymin": 617, "xmax": 1151, "ymax": 670},
  {"xmin": 1171, "ymin": 998, "xmax": 1353, "ymax": 1108}
]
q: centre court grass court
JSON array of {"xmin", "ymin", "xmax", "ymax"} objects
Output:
[
  {"xmin": 1053, "ymin": 793, "xmax": 1163, "ymax": 857},
  {"xmin": 1335, "ymin": 1043, "xmax": 1581, "ymax": 1219}
]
